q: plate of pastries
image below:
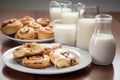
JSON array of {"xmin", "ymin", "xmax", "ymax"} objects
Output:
[
  {"xmin": 2, "ymin": 42, "xmax": 92, "ymax": 74},
  {"xmin": 0, "ymin": 16, "xmax": 54, "ymax": 43}
]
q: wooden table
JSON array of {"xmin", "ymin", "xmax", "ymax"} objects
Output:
[{"xmin": 0, "ymin": 9, "xmax": 120, "ymax": 80}]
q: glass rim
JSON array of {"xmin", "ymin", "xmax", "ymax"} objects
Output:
[
  {"xmin": 85, "ymin": 5, "xmax": 98, "ymax": 8},
  {"xmin": 95, "ymin": 14, "xmax": 112, "ymax": 21}
]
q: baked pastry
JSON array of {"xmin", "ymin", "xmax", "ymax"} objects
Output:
[
  {"xmin": 15, "ymin": 26, "xmax": 35, "ymax": 40},
  {"xmin": 41, "ymin": 43, "xmax": 62, "ymax": 55},
  {"xmin": 1, "ymin": 18, "xmax": 23, "ymax": 35},
  {"xmin": 27, "ymin": 21, "xmax": 42, "ymax": 30},
  {"xmin": 47, "ymin": 22, "xmax": 53, "ymax": 28},
  {"xmin": 20, "ymin": 16, "xmax": 35, "ymax": 25},
  {"xmin": 27, "ymin": 21, "xmax": 43, "ymax": 38},
  {"xmin": 37, "ymin": 26, "xmax": 54, "ymax": 39},
  {"xmin": 36, "ymin": 18, "xmax": 50, "ymax": 27},
  {"xmin": 50, "ymin": 48, "xmax": 79, "ymax": 68},
  {"xmin": 13, "ymin": 43, "xmax": 44, "ymax": 59},
  {"xmin": 21, "ymin": 54, "xmax": 51, "ymax": 68}
]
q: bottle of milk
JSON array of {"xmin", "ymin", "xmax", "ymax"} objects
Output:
[{"xmin": 89, "ymin": 14, "xmax": 116, "ymax": 65}]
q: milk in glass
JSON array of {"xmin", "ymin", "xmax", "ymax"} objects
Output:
[
  {"xmin": 89, "ymin": 34, "xmax": 116, "ymax": 65},
  {"xmin": 76, "ymin": 18, "xmax": 95, "ymax": 50},
  {"xmin": 76, "ymin": 5, "xmax": 98, "ymax": 50},
  {"xmin": 61, "ymin": 12, "xmax": 78, "ymax": 24},
  {"xmin": 50, "ymin": 8, "xmax": 61, "ymax": 21},
  {"xmin": 89, "ymin": 14, "xmax": 116, "ymax": 65},
  {"xmin": 54, "ymin": 23, "xmax": 76, "ymax": 45},
  {"xmin": 61, "ymin": 4, "xmax": 79, "ymax": 24}
]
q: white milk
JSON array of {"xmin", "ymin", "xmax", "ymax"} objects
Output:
[
  {"xmin": 89, "ymin": 34, "xmax": 116, "ymax": 65},
  {"xmin": 54, "ymin": 24, "xmax": 76, "ymax": 45},
  {"xmin": 76, "ymin": 18, "xmax": 95, "ymax": 50},
  {"xmin": 50, "ymin": 8, "xmax": 71, "ymax": 21},
  {"xmin": 61, "ymin": 12, "xmax": 78, "ymax": 24},
  {"xmin": 79, "ymin": 8, "xmax": 85, "ymax": 18},
  {"xmin": 50, "ymin": 8, "xmax": 61, "ymax": 21}
]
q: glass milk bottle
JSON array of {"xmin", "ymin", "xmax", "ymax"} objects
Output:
[
  {"xmin": 76, "ymin": 5, "xmax": 99, "ymax": 51},
  {"xmin": 89, "ymin": 14, "xmax": 116, "ymax": 65},
  {"xmin": 49, "ymin": 0, "xmax": 72, "ymax": 22}
]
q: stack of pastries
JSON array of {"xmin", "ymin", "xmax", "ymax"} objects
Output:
[
  {"xmin": 0, "ymin": 16, "xmax": 54, "ymax": 40},
  {"xmin": 13, "ymin": 42, "xmax": 79, "ymax": 68}
]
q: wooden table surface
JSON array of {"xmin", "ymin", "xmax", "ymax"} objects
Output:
[{"xmin": 0, "ymin": 9, "xmax": 120, "ymax": 80}]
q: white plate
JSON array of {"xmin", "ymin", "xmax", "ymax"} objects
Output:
[
  {"xmin": 4, "ymin": 34, "xmax": 54, "ymax": 43},
  {"xmin": 2, "ymin": 45, "xmax": 92, "ymax": 75}
]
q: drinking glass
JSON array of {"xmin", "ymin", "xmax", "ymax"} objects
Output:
[
  {"xmin": 61, "ymin": 3, "xmax": 79, "ymax": 24},
  {"xmin": 49, "ymin": 0, "xmax": 72, "ymax": 22},
  {"xmin": 76, "ymin": 5, "xmax": 99, "ymax": 50},
  {"xmin": 53, "ymin": 20, "xmax": 76, "ymax": 46}
]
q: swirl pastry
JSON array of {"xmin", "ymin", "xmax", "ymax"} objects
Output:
[
  {"xmin": 15, "ymin": 26, "xmax": 35, "ymax": 40},
  {"xmin": 50, "ymin": 48, "xmax": 79, "ymax": 68},
  {"xmin": 1, "ymin": 18, "xmax": 23, "ymax": 35},
  {"xmin": 41, "ymin": 43, "xmax": 62, "ymax": 55},
  {"xmin": 37, "ymin": 26, "xmax": 54, "ymax": 39},
  {"xmin": 21, "ymin": 54, "xmax": 51, "ymax": 68},
  {"xmin": 27, "ymin": 21, "xmax": 42, "ymax": 30},
  {"xmin": 36, "ymin": 18, "xmax": 50, "ymax": 27},
  {"xmin": 27, "ymin": 21, "xmax": 43, "ymax": 38},
  {"xmin": 20, "ymin": 16, "xmax": 35, "ymax": 25},
  {"xmin": 13, "ymin": 42, "xmax": 44, "ymax": 59},
  {"xmin": 47, "ymin": 22, "xmax": 53, "ymax": 28}
]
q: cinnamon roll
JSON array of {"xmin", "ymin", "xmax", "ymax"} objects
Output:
[
  {"xmin": 20, "ymin": 16, "xmax": 35, "ymax": 25},
  {"xmin": 42, "ymin": 43, "xmax": 62, "ymax": 55},
  {"xmin": 27, "ymin": 21, "xmax": 42, "ymax": 30},
  {"xmin": 13, "ymin": 42, "xmax": 44, "ymax": 59},
  {"xmin": 37, "ymin": 26, "xmax": 54, "ymax": 39},
  {"xmin": 50, "ymin": 48, "xmax": 79, "ymax": 68},
  {"xmin": 15, "ymin": 26, "xmax": 35, "ymax": 40},
  {"xmin": 36, "ymin": 18, "xmax": 50, "ymax": 27},
  {"xmin": 21, "ymin": 54, "xmax": 51, "ymax": 68},
  {"xmin": 1, "ymin": 18, "xmax": 23, "ymax": 35},
  {"xmin": 27, "ymin": 21, "xmax": 43, "ymax": 39}
]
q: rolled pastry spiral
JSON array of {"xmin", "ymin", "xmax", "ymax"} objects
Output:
[
  {"xmin": 27, "ymin": 21, "xmax": 42, "ymax": 29},
  {"xmin": 13, "ymin": 42, "xmax": 44, "ymax": 59},
  {"xmin": 50, "ymin": 48, "xmax": 79, "ymax": 68},
  {"xmin": 1, "ymin": 18, "xmax": 23, "ymax": 35},
  {"xmin": 36, "ymin": 18, "xmax": 50, "ymax": 27},
  {"xmin": 20, "ymin": 16, "xmax": 35, "ymax": 25},
  {"xmin": 15, "ymin": 26, "xmax": 35, "ymax": 40},
  {"xmin": 21, "ymin": 54, "xmax": 51, "ymax": 68},
  {"xmin": 37, "ymin": 26, "xmax": 54, "ymax": 39}
]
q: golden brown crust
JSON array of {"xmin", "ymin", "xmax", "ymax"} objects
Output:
[
  {"xmin": 1, "ymin": 18, "xmax": 23, "ymax": 35},
  {"xmin": 20, "ymin": 16, "xmax": 35, "ymax": 25},
  {"xmin": 27, "ymin": 21, "xmax": 42, "ymax": 29},
  {"xmin": 15, "ymin": 26, "xmax": 35, "ymax": 40},
  {"xmin": 13, "ymin": 43, "xmax": 44, "ymax": 59},
  {"xmin": 37, "ymin": 26, "xmax": 54, "ymax": 39},
  {"xmin": 50, "ymin": 49, "xmax": 79, "ymax": 68},
  {"xmin": 13, "ymin": 43, "xmax": 79, "ymax": 69},
  {"xmin": 1, "ymin": 16, "xmax": 54, "ymax": 40},
  {"xmin": 21, "ymin": 54, "xmax": 51, "ymax": 68},
  {"xmin": 42, "ymin": 43, "xmax": 62, "ymax": 55},
  {"xmin": 36, "ymin": 18, "xmax": 50, "ymax": 27}
]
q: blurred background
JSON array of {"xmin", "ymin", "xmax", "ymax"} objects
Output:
[{"xmin": 0, "ymin": 0, "xmax": 120, "ymax": 12}]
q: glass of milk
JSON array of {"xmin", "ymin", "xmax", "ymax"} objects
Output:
[
  {"xmin": 89, "ymin": 14, "xmax": 116, "ymax": 65},
  {"xmin": 53, "ymin": 20, "xmax": 76, "ymax": 46},
  {"xmin": 61, "ymin": 3, "xmax": 79, "ymax": 24},
  {"xmin": 49, "ymin": 0, "xmax": 72, "ymax": 22},
  {"xmin": 76, "ymin": 5, "xmax": 99, "ymax": 51}
]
